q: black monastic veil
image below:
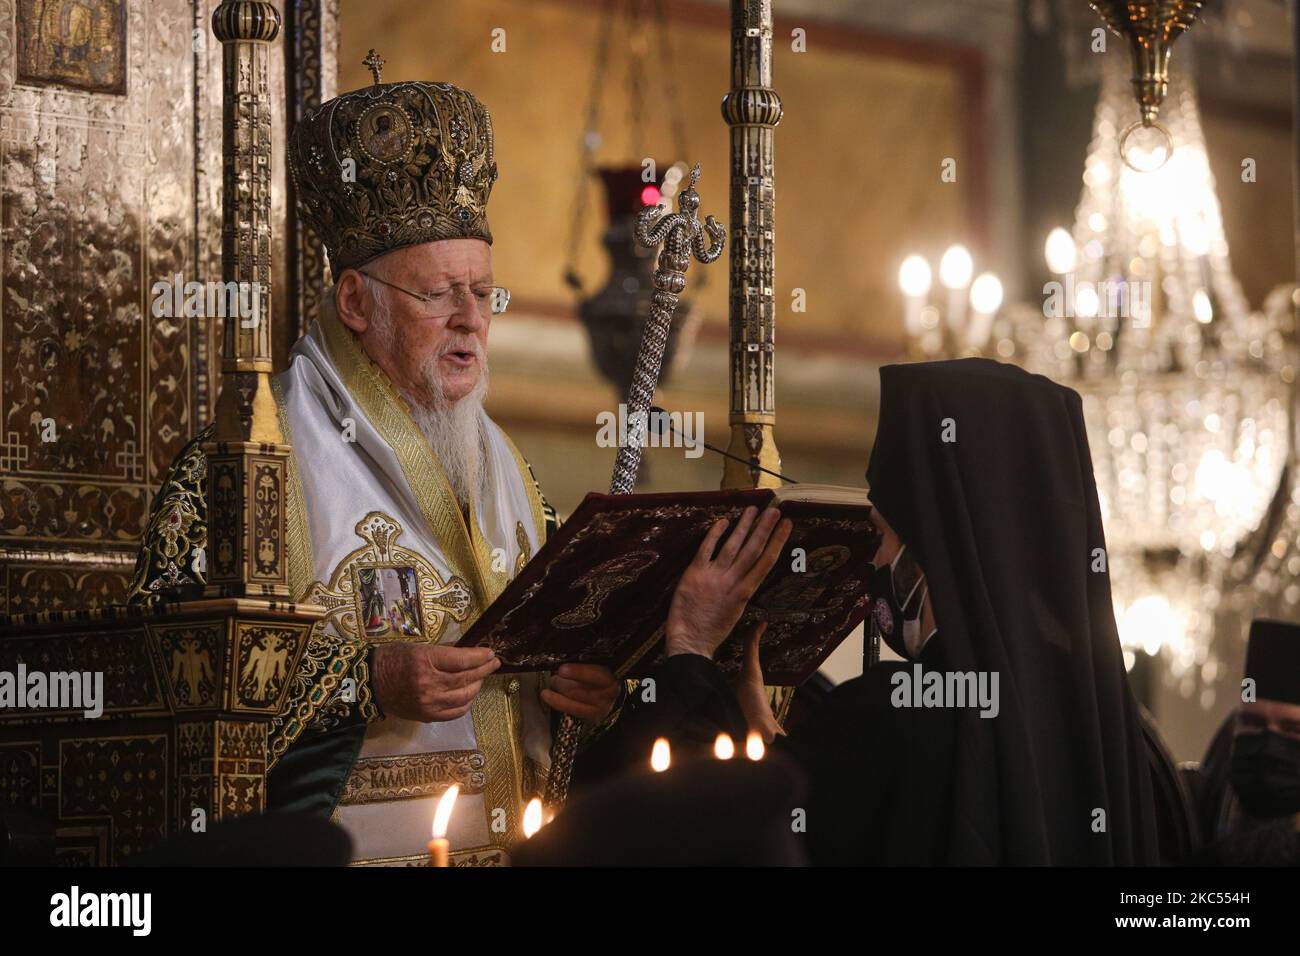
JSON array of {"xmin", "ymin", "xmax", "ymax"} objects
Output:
[{"xmin": 857, "ymin": 358, "xmax": 1159, "ymax": 864}]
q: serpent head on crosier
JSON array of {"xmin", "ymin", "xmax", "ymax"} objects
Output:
[{"xmin": 634, "ymin": 164, "xmax": 726, "ymax": 268}]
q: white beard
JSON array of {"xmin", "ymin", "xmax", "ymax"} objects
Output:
[
  {"xmin": 364, "ymin": 280, "xmax": 491, "ymax": 508},
  {"xmin": 406, "ymin": 372, "xmax": 489, "ymax": 510}
]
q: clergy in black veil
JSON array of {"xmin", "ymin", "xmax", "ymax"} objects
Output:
[{"xmin": 565, "ymin": 358, "xmax": 1160, "ymax": 866}]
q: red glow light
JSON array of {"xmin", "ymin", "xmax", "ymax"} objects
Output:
[{"xmin": 641, "ymin": 185, "xmax": 661, "ymax": 206}]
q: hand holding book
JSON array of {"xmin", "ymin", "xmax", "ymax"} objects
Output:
[{"xmin": 664, "ymin": 505, "xmax": 792, "ymax": 659}]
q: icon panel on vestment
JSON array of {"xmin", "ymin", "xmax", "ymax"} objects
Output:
[{"xmin": 305, "ymin": 512, "xmax": 474, "ymax": 644}]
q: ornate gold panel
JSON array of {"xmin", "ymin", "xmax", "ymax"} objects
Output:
[
  {"xmin": 235, "ymin": 622, "xmax": 298, "ymax": 709},
  {"xmin": 0, "ymin": 0, "xmax": 333, "ymax": 615},
  {"xmin": 146, "ymin": 607, "xmax": 313, "ymax": 716},
  {"xmin": 339, "ymin": 750, "xmax": 488, "ymax": 806},
  {"xmin": 0, "ymin": 1, "xmax": 339, "ymax": 866},
  {"xmin": 0, "ymin": 740, "xmax": 40, "ymax": 808},
  {"xmin": 154, "ymin": 621, "xmax": 223, "ymax": 709}
]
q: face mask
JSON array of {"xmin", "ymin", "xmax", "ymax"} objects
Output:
[
  {"xmin": 867, "ymin": 559, "xmax": 907, "ymax": 660},
  {"xmin": 1230, "ymin": 731, "xmax": 1300, "ymax": 819}
]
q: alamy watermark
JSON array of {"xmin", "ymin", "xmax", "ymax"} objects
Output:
[
  {"xmin": 889, "ymin": 663, "xmax": 999, "ymax": 719},
  {"xmin": 0, "ymin": 664, "xmax": 104, "ymax": 718},
  {"xmin": 151, "ymin": 274, "xmax": 263, "ymax": 327},
  {"xmin": 1043, "ymin": 274, "xmax": 1151, "ymax": 325},
  {"xmin": 595, "ymin": 404, "xmax": 704, "ymax": 459},
  {"xmin": 50, "ymin": 887, "xmax": 150, "ymax": 936}
]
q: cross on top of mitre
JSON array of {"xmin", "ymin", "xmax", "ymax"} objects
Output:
[{"xmin": 363, "ymin": 49, "xmax": 386, "ymax": 85}]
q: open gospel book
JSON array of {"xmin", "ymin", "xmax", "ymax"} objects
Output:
[{"xmin": 457, "ymin": 484, "xmax": 880, "ymax": 685}]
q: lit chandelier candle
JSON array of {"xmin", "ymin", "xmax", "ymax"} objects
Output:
[
  {"xmin": 939, "ymin": 244, "xmax": 974, "ymax": 342},
  {"xmin": 427, "ymin": 784, "xmax": 459, "ymax": 868},
  {"xmin": 898, "ymin": 255, "xmax": 932, "ymax": 338},
  {"xmin": 1192, "ymin": 289, "xmax": 1213, "ymax": 324},
  {"xmin": 745, "ymin": 731, "xmax": 765, "ymax": 761},
  {"xmin": 1043, "ymin": 227, "xmax": 1084, "ymax": 365},
  {"xmin": 967, "ymin": 272, "xmax": 1003, "ymax": 351},
  {"xmin": 1074, "ymin": 282, "xmax": 1100, "ymax": 338},
  {"xmin": 1044, "ymin": 227, "xmax": 1077, "ymax": 278}
]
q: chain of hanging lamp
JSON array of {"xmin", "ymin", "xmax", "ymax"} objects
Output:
[{"xmin": 561, "ymin": 0, "xmax": 690, "ymax": 297}]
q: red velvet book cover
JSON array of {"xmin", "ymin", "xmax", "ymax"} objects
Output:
[{"xmin": 457, "ymin": 488, "xmax": 880, "ymax": 685}]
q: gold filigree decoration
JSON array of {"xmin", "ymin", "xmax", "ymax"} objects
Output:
[
  {"xmin": 304, "ymin": 512, "xmax": 472, "ymax": 644},
  {"xmin": 271, "ymin": 374, "xmax": 316, "ymax": 599},
  {"xmin": 513, "ymin": 521, "xmax": 530, "ymax": 577},
  {"xmin": 236, "ymin": 625, "xmax": 297, "ymax": 706},
  {"xmin": 289, "ymin": 79, "xmax": 498, "ymax": 275},
  {"xmin": 266, "ymin": 625, "xmax": 365, "ymax": 770},
  {"xmin": 339, "ymin": 750, "xmax": 487, "ymax": 806},
  {"xmin": 551, "ymin": 550, "xmax": 659, "ymax": 629},
  {"xmin": 156, "ymin": 625, "xmax": 221, "ymax": 707}
]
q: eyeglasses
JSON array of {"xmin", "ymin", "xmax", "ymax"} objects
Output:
[{"xmin": 359, "ymin": 270, "xmax": 511, "ymax": 318}]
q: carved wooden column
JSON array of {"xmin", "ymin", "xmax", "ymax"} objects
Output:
[
  {"xmin": 204, "ymin": 1, "xmax": 293, "ymax": 600},
  {"xmin": 160, "ymin": 0, "xmax": 317, "ymax": 826},
  {"xmin": 720, "ymin": 0, "xmax": 783, "ymax": 490}
]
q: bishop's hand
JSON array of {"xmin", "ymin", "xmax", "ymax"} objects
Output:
[
  {"xmin": 370, "ymin": 643, "xmax": 501, "ymax": 723},
  {"xmin": 665, "ymin": 505, "xmax": 792, "ymax": 660}
]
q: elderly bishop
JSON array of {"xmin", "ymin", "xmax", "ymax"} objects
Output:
[{"xmin": 126, "ymin": 63, "xmax": 625, "ymax": 865}]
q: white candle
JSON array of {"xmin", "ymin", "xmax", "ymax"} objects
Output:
[
  {"xmin": 898, "ymin": 255, "xmax": 932, "ymax": 338},
  {"xmin": 968, "ymin": 272, "xmax": 1003, "ymax": 349},
  {"xmin": 940, "ymin": 244, "xmax": 974, "ymax": 337},
  {"xmin": 428, "ymin": 784, "xmax": 460, "ymax": 867}
]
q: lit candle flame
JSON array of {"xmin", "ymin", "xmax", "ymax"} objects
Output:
[
  {"xmin": 745, "ymin": 731, "xmax": 765, "ymax": 761},
  {"xmin": 898, "ymin": 254, "xmax": 932, "ymax": 298},
  {"xmin": 650, "ymin": 737, "xmax": 671, "ymax": 772},
  {"xmin": 432, "ymin": 784, "xmax": 459, "ymax": 840},
  {"xmin": 713, "ymin": 733, "xmax": 735, "ymax": 760},
  {"xmin": 523, "ymin": 797, "xmax": 544, "ymax": 838},
  {"xmin": 1045, "ymin": 227, "xmax": 1077, "ymax": 275},
  {"xmin": 939, "ymin": 244, "xmax": 973, "ymax": 291}
]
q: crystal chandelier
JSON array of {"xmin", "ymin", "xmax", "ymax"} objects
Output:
[{"xmin": 899, "ymin": 53, "xmax": 1292, "ymax": 704}]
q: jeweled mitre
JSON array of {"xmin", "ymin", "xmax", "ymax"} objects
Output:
[{"xmin": 288, "ymin": 69, "xmax": 497, "ymax": 275}]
